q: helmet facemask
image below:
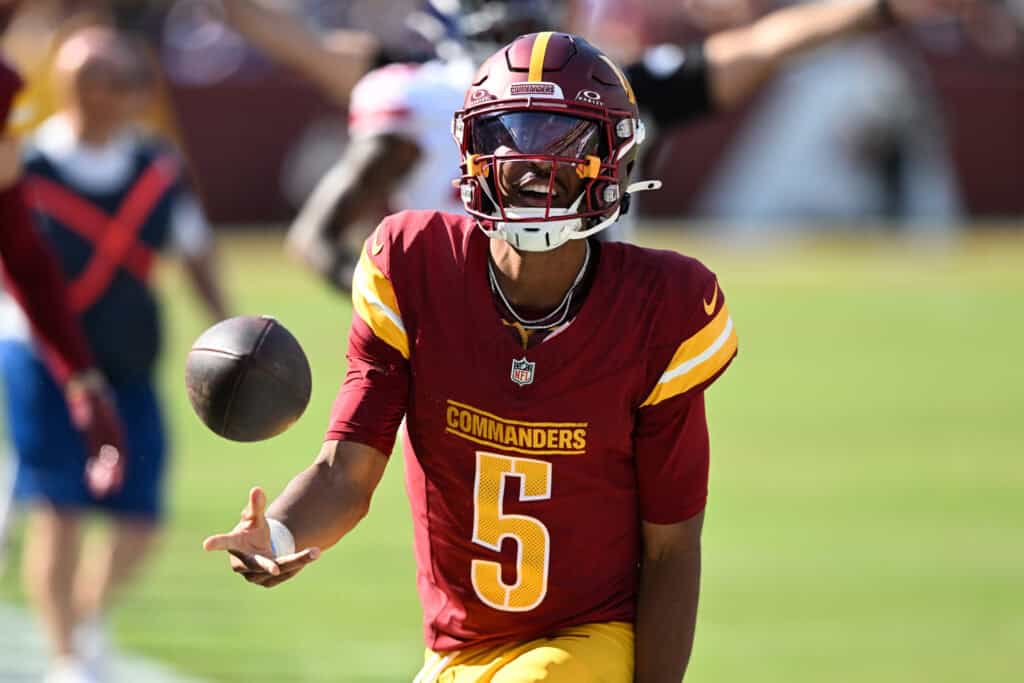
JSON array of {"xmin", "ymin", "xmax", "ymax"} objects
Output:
[{"xmin": 456, "ymin": 101, "xmax": 647, "ymax": 251}]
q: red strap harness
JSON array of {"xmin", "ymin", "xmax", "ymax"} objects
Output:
[{"xmin": 25, "ymin": 156, "xmax": 179, "ymax": 313}]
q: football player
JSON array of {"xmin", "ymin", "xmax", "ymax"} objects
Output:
[
  {"xmin": 224, "ymin": 0, "xmax": 972, "ymax": 287},
  {"xmin": 1, "ymin": 26, "xmax": 228, "ymax": 683},
  {"xmin": 205, "ymin": 33, "xmax": 737, "ymax": 682},
  {"xmin": 221, "ymin": 0, "xmax": 555, "ymax": 291}
]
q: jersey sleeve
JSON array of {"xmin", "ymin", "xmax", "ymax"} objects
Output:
[
  {"xmin": 633, "ymin": 259, "xmax": 737, "ymax": 523},
  {"xmin": 640, "ymin": 264, "xmax": 737, "ymax": 408},
  {"xmin": 349, "ymin": 216, "xmax": 410, "ymax": 360},
  {"xmin": 0, "ymin": 182, "xmax": 94, "ymax": 382},
  {"xmin": 324, "ymin": 217, "xmax": 411, "ymax": 454},
  {"xmin": 0, "ymin": 59, "xmax": 92, "ymax": 381},
  {"xmin": 625, "ymin": 42, "xmax": 713, "ymax": 128},
  {"xmin": 635, "ymin": 391, "xmax": 710, "ymax": 524}
]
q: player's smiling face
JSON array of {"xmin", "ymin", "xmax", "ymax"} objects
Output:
[
  {"xmin": 495, "ymin": 152, "xmax": 583, "ymax": 209},
  {"xmin": 472, "ymin": 111, "xmax": 603, "ymax": 210}
]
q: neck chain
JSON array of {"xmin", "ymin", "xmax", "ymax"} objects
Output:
[{"xmin": 488, "ymin": 241, "xmax": 592, "ymax": 331}]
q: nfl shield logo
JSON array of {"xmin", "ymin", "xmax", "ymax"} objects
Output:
[{"xmin": 510, "ymin": 357, "xmax": 535, "ymax": 386}]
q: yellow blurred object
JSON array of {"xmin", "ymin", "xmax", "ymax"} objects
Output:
[
  {"xmin": 1, "ymin": 2, "xmax": 61, "ymax": 136},
  {"xmin": 1, "ymin": 3, "xmax": 182, "ymax": 145},
  {"xmin": 7, "ymin": 73, "xmax": 56, "ymax": 137}
]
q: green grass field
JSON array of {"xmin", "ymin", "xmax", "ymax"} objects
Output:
[{"xmin": 3, "ymin": 228, "xmax": 1022, "ymax": 682}]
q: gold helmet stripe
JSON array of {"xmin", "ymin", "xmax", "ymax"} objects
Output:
[{"xmin": 528, "ymin": 32, "xmax": 554, "ymax": 82}]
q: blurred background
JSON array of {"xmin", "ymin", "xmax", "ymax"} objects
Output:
[{"xmin": 0, "ymin": 1, "xmax": 1021, "ymax": 682}]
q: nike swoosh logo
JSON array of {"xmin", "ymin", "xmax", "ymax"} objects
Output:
[
  {"xmin": 371, "ymin": 238, "xmax": 384, "ymax": 255},
  {"xmin": 703, "ymin": 282, "xmax": 719, "ymax": 316}
]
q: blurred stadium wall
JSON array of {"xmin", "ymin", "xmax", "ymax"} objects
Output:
[{"xmin": 61, "ymin": 0, "xmax": 1022, "ymax": 224}]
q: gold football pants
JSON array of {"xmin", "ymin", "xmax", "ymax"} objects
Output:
[{"xmin": 415, "ymin": 621, "xmax": 633, "ymax": 683}]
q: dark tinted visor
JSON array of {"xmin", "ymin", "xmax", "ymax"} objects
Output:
[{"xmin": 472, "ymin": 112, "xmax": 602, "ymax": 158}]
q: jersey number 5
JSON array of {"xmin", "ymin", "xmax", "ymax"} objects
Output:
[{"xmin": 471, "ymin": 452, "xmax": 551, "ymax": 612}]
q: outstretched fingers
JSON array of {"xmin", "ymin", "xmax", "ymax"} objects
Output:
[
  {"xmin": 275, "ymin": 547, "xmax": 321, "ymax": 572},
  {"xmin": 202, "ymin": 531, "xmax": 244, "ymax": 552},
  {"xmin": 254, "ymin": 548, "xmax": 321, "ymax": 588},
  {"xmin": 204, "ymin": 487, "xmax": 314, "ymax": 588},
  {"xmin": 242, "ymin": 486, "xmax": 267, "ymax": 522},
  {"xmin": 228, "ymin": 549, "xmax": 281, "ymax": 576},
  {"xmin": 203, "ymin": 486, "xmax": 270, "ymax": 552},
  {"xmin": 226, "ymin": 547, "xmax": 321, "ymax": 587}
]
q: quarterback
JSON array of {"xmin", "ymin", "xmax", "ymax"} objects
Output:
[{"xmin": 205, "ymin": 32, "xmax": 737, "ymax": 682}]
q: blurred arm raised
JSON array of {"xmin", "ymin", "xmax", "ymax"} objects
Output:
[{"xmin": 221, "ymin": 0, "xmax": 378, "ymax": 106}]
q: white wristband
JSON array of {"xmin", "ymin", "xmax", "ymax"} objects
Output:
[{"xmin": 266, "ymin": 518, "xmax": 295, "ymax": 558}]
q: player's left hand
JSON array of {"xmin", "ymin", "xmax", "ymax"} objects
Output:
[
  {"xmin": 203, "ymin": 487, "xmax": 321, "ymax": 588},
  {"xmin": 228, "ymin": 547, "xmax": 321, "ymax": 588}
]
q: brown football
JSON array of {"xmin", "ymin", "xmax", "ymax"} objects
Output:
[{"xmin": 185, "ymin": 316, "xmax": 312, "ymax": 442}]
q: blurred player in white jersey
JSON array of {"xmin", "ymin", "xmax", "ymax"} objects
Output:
[
  {"xmin": 222, "ymin": 0, "xmax": 557, "ymax": 291},
  {"xmin": 290, "ymin": 54, "xmax": 474, "ymax": 289}
]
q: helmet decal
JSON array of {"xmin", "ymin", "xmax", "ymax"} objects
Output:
[
  {"xmin": 508, "ymin": 82, "xmax": 563, "ymax": 98},
  {"xmin": 575, "ymin": 90, "xmax": 602, "ymax": 105}
]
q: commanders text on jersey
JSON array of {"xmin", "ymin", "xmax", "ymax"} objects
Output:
[{"xmin": 446, "ymin": 400, "xmax": 588, "ymax": 456}]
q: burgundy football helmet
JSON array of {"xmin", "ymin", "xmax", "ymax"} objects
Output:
[{"xmin": 452, "ymin": 31, "xmax": 660, "ymax": 251}]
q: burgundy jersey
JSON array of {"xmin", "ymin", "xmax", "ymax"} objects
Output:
[
  {"xmin": 328, "ymin": 211, "xmax": 737, "ymax": 651},
  {"xmin": 0, "ymin": 57, "xmax": 94, "ymax": 382}
]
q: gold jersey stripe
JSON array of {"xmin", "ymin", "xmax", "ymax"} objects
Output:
[
  {"xmin": 352, "ymin": 245, "xmax": 409, "ymax": 359},
  {"xmin": 641, "ymin": 305, "xmax": 737, "ymax": 407},
  {"xmin": 528, "ymin": 32, "xmax": 554, "ymax": 82}
]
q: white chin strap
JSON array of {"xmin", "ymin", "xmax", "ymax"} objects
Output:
[{"xmin": 477, "ymin": 180, "xmax": 663, "ymax": 252}]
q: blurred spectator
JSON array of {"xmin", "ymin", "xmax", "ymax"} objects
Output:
[
  {"xmin": 0, "ymin": 44, "xmax": 125, "ymax": 582},
  {"xmin": 1, "ymin": 26, "xmax": 227, "ymax": 683},
  {"xmin": 2, "ymin": 0, "xmax": 189, "ymax": 145}
]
